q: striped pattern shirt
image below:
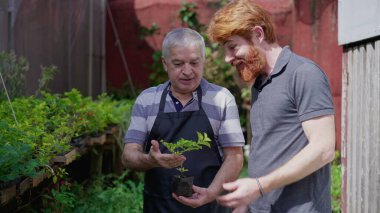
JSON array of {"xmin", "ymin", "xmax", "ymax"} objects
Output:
[{"xmin": 124, "ymin": 78, "xmax": 245, "ymax": 156}]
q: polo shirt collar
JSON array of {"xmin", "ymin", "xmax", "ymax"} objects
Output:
[
  {"xmin": 254, "ymin": 46, "xmax": 292, "ymax": 91},
  {"xmin": 270, "ymin": 45, "xmax": 292, "ymax": 77},
  {"xmin": 166, "ymin": 78, "xmax": 208, "ymax": 97}
]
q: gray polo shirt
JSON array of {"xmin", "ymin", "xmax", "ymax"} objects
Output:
[{"xmin": 249, "ymin": 46, "xmax": 334, "ymax": 212}]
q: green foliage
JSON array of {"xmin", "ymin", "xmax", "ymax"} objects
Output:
[
  {"xmin": 161, "ymin": 132, "xmax": 211, "ymax": 155},
  {"xmin": 42, "ymin": 185, "xmax": 77, "ymax": 213},
  {"xmin": 0, "ymin": 89, "xmax": 133, "ymax": 183},
  {"xmin": 0, "ymin": 120, "xmax": 40, "ymax": 182},
  {"xmin": 139, "ymin": 23, "xmax": 160, "ymax": 39},
  {"xmin": 137, "ymin": 22, "xmax": 165, "ymax": 86},
  {"xmin": 36, "ymin": 65, "xmax": 59, "ymax": 95},
  {"xmin": 331, "ymin": 151, "xmax": 341, "ymax": 212},
  {"xmin": 148, "ymin": 50, "xmax": 167, "ymax": 86},
  {"xmin": 40, "ymin": 171, "xmax": 144, "ymax": 213},
  {"xmin": 0, "ymin": 51, "xmax": 29, "ymax": 99},
  {"xmin": 161, "ymin": 132, "xmax": 211, "ymax": 176},
  {"xmin": 331, "ymin": 163, "xmax": 341, "ymax": 212},
  {"xmin": 241, "ymin": 87, "xmax": 252, "ymax": 102},
  {"xmin": 219, "ymin": 0, "xmax": 230, "ymax": 6},
  {"xmin": 107, "ymin": 81, "xmax": 140, "ymax": 100},
  {"xmin": 178, "ymin": 2, "xmax": 203, "ymax": 31}
]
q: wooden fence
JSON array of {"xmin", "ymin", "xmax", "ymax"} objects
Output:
[{"xmin": 342, "ymin": 39, "xmax": 380, "ymax": 213}]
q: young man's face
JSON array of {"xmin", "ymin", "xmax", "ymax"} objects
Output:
[
  {"xmin": 162, "ymin": 44, "xmax": 204, "ymax": 96},
  {"xmin": 223, "ymin": 35, "xmax": 266, "ymax": 82}
]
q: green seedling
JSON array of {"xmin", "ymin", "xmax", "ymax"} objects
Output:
[{"xmin": 160, "ymin": 132, "xmax": 211, "ymax": 177}]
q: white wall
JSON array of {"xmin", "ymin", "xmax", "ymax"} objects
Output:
[{"xmin": 338, "ymin": 0, "xmax": 380, "ymax": 45}]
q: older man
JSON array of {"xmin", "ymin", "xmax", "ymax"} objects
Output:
[{"xmin": 122, "ymin": 28, "xmax": 245, "ymax": 213}]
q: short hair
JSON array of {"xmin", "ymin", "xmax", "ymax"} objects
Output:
[
  {"xmin": 162, "ymin": 28, "xmax": 205, "ymax": 59},
  {"xmin": 207, "ymin": 0, "xmax": 276, "ymax": 44}
]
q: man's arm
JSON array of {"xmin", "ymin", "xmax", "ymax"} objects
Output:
[
  {"xmin": 261, "ymin": 114, "xmax": 335, "ymax": 192},
  {"xmin": 173, "ymin": 146, "xmax": 244, "ymax": 208},
  {"xmin": 122, "ymin": 140, "xmax": 186, "ymax": 171},
  {"xmin": 217, "ymin": 114, "xmax": 335, "ymax": 208}
]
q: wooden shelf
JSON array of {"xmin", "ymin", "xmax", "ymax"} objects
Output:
[
  {"xmin": 32, "ymin": 172, "xmax": 47, "ymax": 187},
  {"xmin": 1, "ymin": 125, "xmax": 122, "ymax": 210},
  {"xmin": 0, "ymin": 185, "xmax": 16, "ymax": 205},
  {"xmin": 53, "ymin": 148, "xmax": 79, "ymax": 165},
  {"xmin": 18, "ymin": 177, "xmax": 31, "ymax": 195},
  {"xmin": 105, "ymin": 126, "xmax": 119, "ymax": 135},
  {"xmin": 87, "ymin": 134, "xmax": 106, "ymax": 146}
]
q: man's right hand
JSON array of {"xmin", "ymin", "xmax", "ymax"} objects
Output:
[
  {"xmin": 148, "ymin": 140, "xmax": 186, "ymax": 168},
  {"xmin": 217, "ymin": 178, "xmax": 261, "ymax": 209}
]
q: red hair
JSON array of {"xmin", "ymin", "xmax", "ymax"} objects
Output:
[{"xmin": 207, "ymin": 0, "xmax": 276, "ymax": 44}]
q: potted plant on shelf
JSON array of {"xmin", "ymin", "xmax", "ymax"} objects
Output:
[{"xmin": 160, "ymin": 132, "xmax": 211, "ymax": 197}]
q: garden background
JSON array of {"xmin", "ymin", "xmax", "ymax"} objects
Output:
[{"xmin": 1, "ymin": 0, "xmax": 379, "ymax": 212}]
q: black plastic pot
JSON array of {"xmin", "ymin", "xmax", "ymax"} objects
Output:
[{"xmin": 172, "ymin": 175, "xmax": 194, "ymax": 197}]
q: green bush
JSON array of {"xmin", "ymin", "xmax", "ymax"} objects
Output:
[
  {"xmin": 40, "ymin": 171, "xmax": 144, "ymax": 213},
  {"xmin": 0, "ymin": 89, "xmax": 133, "ymax": 183},
  {"xmin": 331, "ymin": 152, "xmax": 342, "ymax": 212},
  {"xmin": 0, "ymin": 51, "xmax": 29, "ymax": 100}
]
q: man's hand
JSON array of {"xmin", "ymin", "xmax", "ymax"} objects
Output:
[
  {"xmin": 216, "ymin": 178, "xmax": 261, "ymax": 208},
  {"xmin": 232, "ymin": 205, "xmax": 249, "ymax": 213},
  {"xmin": 172, "ymin": 185, "xmax": 217, "ymax": 208},
  {"xmin": 148, "ymin": 140, "xmax": 186, "ymax": 168}
]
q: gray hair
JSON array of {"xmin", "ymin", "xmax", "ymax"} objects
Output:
[{"xmin": 162, "ymin": 28, "xmax": 205, "ymax": 59}]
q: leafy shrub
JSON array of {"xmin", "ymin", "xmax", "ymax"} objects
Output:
[
  {"xmin": 0, "ymin": 89, "xmax": 133, "ymax": 183},
  {"xmin": 40, "ymin": 171, "xmax": 144, "ymax": 213},
  {"xmin": 0, "ymin": 120, "xmax": 40, "ymax": 182},
  {"xmin": 0, "ymin": 51, "xmax": 29, "ymax": 100},
  {"xmin": 331, "ymin": 152, "xmax": 341, "ymax": 212}
]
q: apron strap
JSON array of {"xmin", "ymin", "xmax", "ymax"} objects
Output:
[
  {"xmin": 158, "ymin": 85, "xmax": 169, "ymax": 112},
  {"xmin": 196, "ymin": 86, "xmax": 203, "ymax": 108}
]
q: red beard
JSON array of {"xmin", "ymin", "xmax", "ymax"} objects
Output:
[{"xmin": 232, "ymin": 46, "xmax": 266, "ymax": 82}]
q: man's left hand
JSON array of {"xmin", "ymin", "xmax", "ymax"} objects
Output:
[{"xmin": 172, "ymin": 185, "xmax": 216, "ymax": 208}]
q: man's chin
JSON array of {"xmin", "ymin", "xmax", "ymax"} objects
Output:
[
  {"xmin": 238, "ymin": 69, "xmax": 257, "ymax": 83},
  {"xmin": 240, "ymin": 78, "xmax": 256, "ymax": 83}
]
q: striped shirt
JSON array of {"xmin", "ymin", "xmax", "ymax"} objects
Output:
[{"xmin": 124, "ymin": 78, "xmax": 245, "ymax": 156}]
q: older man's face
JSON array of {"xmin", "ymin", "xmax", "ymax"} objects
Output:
[{"xmin": 163, "ymin": 44, "xmax": 204, "ymax": 96}]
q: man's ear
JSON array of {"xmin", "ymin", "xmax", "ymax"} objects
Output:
[
  {"xmin": 251, "ymin": 26, "xmax": 265, "ymax": 43},
  {"xmin": 162, "ymin": 57, "xmax": 168, "ymax": 72}
]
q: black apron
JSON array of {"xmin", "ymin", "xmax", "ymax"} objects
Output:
[{"xmin": 143, "ymin": 85, "xmax": 230, "ymax": 213}]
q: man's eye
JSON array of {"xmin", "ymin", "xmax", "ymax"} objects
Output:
[{"xmin": 228, "ymin": 45, "xmax": 236, "ymax": 50}]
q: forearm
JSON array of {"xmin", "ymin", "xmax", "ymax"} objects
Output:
[
  {"xmin": 208, "ymin": 147, "xmax": 244, "ymax": 196},
  {"xmin": 261, "ymin": 142, "xmax": 334, "ymax": 193},
  {"xmin": 122, "ymin": 143, "xmax": 156, "ymax": 171}
]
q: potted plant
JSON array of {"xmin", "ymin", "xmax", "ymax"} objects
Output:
[{"xmin": 160, "ymin": 132, "xmax": 211, "ymax": 197}]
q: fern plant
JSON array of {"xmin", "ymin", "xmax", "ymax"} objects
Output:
[{"xmin": 160, "ymin": 132, "xmax": 211, "ymax": 176}]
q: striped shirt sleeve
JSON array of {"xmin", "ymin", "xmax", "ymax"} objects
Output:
[
  {"xmin": 124, "ymin": 93, "xmax": 149, "ymax": 145},
  {"xmin": 216, "ymin": 89, "xmax": 245, "ymax": 147}
]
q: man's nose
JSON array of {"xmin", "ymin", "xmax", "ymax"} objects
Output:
[
  {"xmin": 182, "ymin": 63, "xmax": 192, "ymax": 74},
  {"xmin": 225, "ymin": 53, "xmax": 234, "ymax": 64}
]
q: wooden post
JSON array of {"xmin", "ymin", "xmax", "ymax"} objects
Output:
[{"xmin": 89, "ymin": 145, "xmax": 103, "ymax": 175}]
